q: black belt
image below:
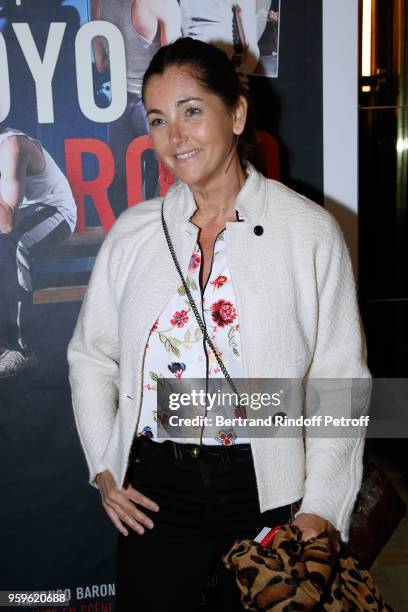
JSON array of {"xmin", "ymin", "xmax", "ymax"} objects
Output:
[{"xmin": 130, "ymin": 436, "xmax": 252, "ymax": 463}]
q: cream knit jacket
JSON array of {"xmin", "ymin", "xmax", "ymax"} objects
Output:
[{"xmin": 68, "ymin": 164, "xmax": 371, "ymax": 542}]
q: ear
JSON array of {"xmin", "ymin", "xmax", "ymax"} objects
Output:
[{"xmin": 233, "ymin": 95, "xmax": 248, "ymax": 135}]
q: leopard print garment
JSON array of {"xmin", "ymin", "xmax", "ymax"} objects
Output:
[{"xmin": 223, "ymin": 522, "xmax": 393, "ymax": 611}]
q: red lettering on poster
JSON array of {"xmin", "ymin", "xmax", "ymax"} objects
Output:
[
  {"xmin": 126, "ymin": 135, "xmax": 149, "ymax": 206},
  {"xmin": 125, "ymin": 135, "xmax": 174, "ymax": 207},
  {"xmin": 65, "ymin": 139, "xmax": 116, "ymax": 232},
  {"xmin": 79, "ymin": 603, "xmax": 114, "ymax": 612}
]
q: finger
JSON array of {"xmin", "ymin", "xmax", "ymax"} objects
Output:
[
  {"xmin": 123, "ymin": 493, "xmax": 158, "ymax": 530},
  {"xmin": 105, "ymin": 506, "xmax": 129, "ymax": 537},
  {"xmin": 105, "ymin": 496, "xmax": 150, "ymax": 533},
  {"xmin": 100, "ymin": 485, "xmax": 152, "ymax": 535},
  {"xmin": 300, "ymin": 528, "xmax": 318, "ymax": 542},
  {"xmin": 103, "ymin": 488, "xmax": 141, "ymax": 517},
  {"xmin": 112, "ymin": 497, "xmax": 155, "ymax": 530},
  {"xmin": 131, "ymin": 507, "xmax": 155, "ymax": 530},
  {"xmin": 110, "ymin": 504, "xmax": 146, "ymax": 535},
  {"xmin": 121, "ymin": 499, "xmax": 155, "ymax": 530},
  {"xmin": 108, "ymin": 493, "xmax": 156, "ymax": 529},
  {"xmin": 126, "ymin": 485, "xmax": 160, "ymax": 512}
]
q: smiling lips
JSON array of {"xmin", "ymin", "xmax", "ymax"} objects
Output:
[{"xmin": 174, "ymin": 148, "xmax": 202, "ymax": 160}]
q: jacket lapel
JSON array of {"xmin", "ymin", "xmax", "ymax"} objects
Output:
[{"xmin": 120, "ymin": 186, "xmax": 199, "ymax": 364}]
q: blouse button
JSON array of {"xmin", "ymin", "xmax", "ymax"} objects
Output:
[{"xmin": 254, "ymin": 225, "xmax": 264, "ymax": 236}]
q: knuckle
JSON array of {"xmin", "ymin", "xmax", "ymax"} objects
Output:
[
  {"xmin": 105, "ymin": 492, "xmax": 116, "ymax": 504},
  {"xmin": 132, "ymin": 489, "xmax": 142, "ymax": 501},
  {"xmin": 109, "ymin": 488, "xmax": 121, "ymax": 501},
  {"xmin": 132, "ymin": 516, "xmax": 143, "ymax": 528}
]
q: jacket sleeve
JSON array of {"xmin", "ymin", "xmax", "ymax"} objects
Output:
[
  {"xmin": 67, "ymin": 229, "xmax": 123, "ymax": 488},
  {"xmin": 295, "ymin": 215, "xmax": 371, "ymax": 542}
]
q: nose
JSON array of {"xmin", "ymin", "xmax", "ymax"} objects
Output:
[{"xmin": 168, "ymin": 120, "xmax": 187, "ymax": 147}]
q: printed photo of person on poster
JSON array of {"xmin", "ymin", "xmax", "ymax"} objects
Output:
[
  {"xmin": 255, "ymin": 0, "xmax": 281, "ymax": 77},
  {"xmin": 180, "ymin": 0, "xmax": 281, "ymax": 82},
  {"xmin": 91, "ymin": 0, "xmax": 181, "ymax": 215},
  {"xmin": 0, "ymin": 127, "xmax": 76, "ymax": 379},
  {"xmin": 180, "ymin": 0, "xmax": 259, "ymax": 86}
]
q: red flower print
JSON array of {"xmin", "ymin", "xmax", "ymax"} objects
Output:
[
  {"xmin": 170, "ymin": 309, "xmax": 189, "ymax": 328},
  {"xmin": 211, "ymin": 275, "xmax": 228, "ymax": 290},
  {"xmin": 150, "ymin": 319, "xmax": 159, "ymax": 333},
  {"xmin": 215, "ymin": 430, "xmax": 236, "ymax": 446},
  {"xmin": 211, "ymin": 299, "xmax": 237, "ymax": 327},
  {"xmin": 188, "ymin": 252, "xmax": 201, "ymax": 270}
]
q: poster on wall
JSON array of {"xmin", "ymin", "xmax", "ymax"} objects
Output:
[
  {"xmin": 255, "ymin": 0, "xmax": 281, "ymax": 77},
  {"xmin": 0, "ymin": 1, "xmax": 321, "ymax": 610}
]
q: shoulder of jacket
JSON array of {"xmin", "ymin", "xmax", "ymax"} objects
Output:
[
  {"xmin": 95, "ymin": 181, "xmax": 187, "ymax": 262},
  {"xmin": 104, "ymin": 180, "xmax": 188, "ymax": 238},
  {"xmin": 114, "ymin": 196, "xmax": 163, "ymax": 223},
  {"xmin": 104, "ymin": 197, "xmax": 163, "ymax": 240},
  {"xmin": 90, "ymin": 197, "xmax": 162, "ymax": 275},
  {"xmin": 265, "ymin": 179, "xmax": 342, "ymax": 241}
]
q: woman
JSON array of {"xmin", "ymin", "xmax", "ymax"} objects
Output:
[{"xmin": 68, "ymin": 38, "xmax": 370, "ymax": 611}]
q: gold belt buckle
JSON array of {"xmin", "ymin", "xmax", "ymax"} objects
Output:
[{"xmin": 190, "ymin": 446, "xmax": 200, "ymax": 458}]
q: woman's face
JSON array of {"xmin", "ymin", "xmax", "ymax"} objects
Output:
[{"xmin": 144, "ymin": 65, "xmax": 246, "ymax": 189}]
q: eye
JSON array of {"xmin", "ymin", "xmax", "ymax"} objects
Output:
[
  {"xmin": 149, "ymin": 117, "xmax": 165, "ymax": 128},
  {"xmin": 185, "ymin": 107, "xmax": 202, "ymax": 118}
]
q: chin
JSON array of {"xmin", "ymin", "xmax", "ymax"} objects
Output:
[
  {"xmin": 168, "ymin": 165, "xmax": 206, "ymax": 187},
  {"xmin": 173, "ymin": 161, "xmax": 221, "ymax": 188},
  {"xmin": 178, "ymin": 170, "xmax": 207, "ymax": 187}
]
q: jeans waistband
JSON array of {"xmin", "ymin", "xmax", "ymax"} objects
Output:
[{"xmin": 130, "ymin": 436, "xmax": 252, "ymax": 462}]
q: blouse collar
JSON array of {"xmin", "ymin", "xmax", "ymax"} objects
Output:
[{"xmin": 163, "ymin": 162, "xmax": 268, "ymax": 229}]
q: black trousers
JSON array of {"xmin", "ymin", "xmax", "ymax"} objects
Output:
[
  {"xmin": 0, "ymin": 204, "xmax": 71, "ymax": 350},
  {"xmin": 116, "ymin": 438, "xmax": 300, "ymax": 612}
]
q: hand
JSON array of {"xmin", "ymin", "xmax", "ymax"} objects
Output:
[
  {"xmin": 95, "ymin": 470, "xmax": 160, "ymax": 537},
  {"xmin": 291, "ymin": 513, "xmax": 335, "ymax": 542}
]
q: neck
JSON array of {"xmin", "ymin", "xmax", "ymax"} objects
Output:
[{"xmin": 189, "ymin": 155, "xmax": 246, "ymax": 226}]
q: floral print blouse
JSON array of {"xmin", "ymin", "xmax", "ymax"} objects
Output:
[{"xmin": 137, "ymin": 213, "xmax": 249, "ymax": 445}]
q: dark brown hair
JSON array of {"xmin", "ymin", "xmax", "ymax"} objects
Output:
[{"xmin": 142, "ymin": 37, "xmax": 265, "ymax": 172}]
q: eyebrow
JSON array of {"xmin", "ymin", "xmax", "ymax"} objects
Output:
[{"xmin": 146, "ymin": 97, "xmax": 204, "ymax": 117}]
